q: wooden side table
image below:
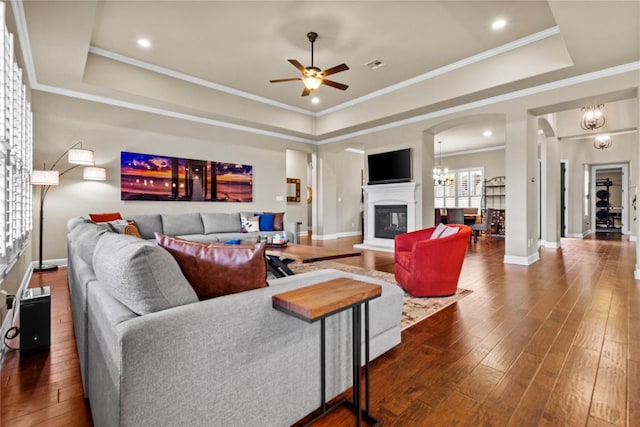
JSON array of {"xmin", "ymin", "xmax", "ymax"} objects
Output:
[{"xmin": 273, "ymin": 278, "xmax": 382, "ymax": 426}]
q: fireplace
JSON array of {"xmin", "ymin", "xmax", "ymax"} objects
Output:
[
  {"xmin": 374, "ymin": 205, "xmax": 407, "ymax": 239},
  {"xmin": 354, "ymin": 182, "xmax": 417, "ymax": 252}
]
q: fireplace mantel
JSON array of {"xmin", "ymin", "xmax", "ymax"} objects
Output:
[{"xmin": 354, "ymin": 182, "xmax": 418, "ymax": 252}]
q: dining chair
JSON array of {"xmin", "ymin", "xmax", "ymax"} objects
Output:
[
  {"xmin": 446, "ymin": 208, "xmax": 464, "ymax": 225},
  {"xmin": 470, "ymin": 208, "xmax": 495, "ymax": 242}
]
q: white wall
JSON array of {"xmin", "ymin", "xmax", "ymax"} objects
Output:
[
  {"xmin": 441, "ymin": 148, "xmax": 505, "ymax": 180},
  {"xmin": 285, "ymin": 149, "xmax": 310, "ymax": 232},
  {"xmin": 33, "ymin": 91, "xmax": 313, "ymax": 260}
]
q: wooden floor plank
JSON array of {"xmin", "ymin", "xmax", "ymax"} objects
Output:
[{"xmin": 1, "ymin": 233, "xmax": 637, "ymax": 427}]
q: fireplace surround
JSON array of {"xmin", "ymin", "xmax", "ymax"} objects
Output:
[{"xmin": 354, "ymin": 182, "xmax": 418, "ymax": 252}]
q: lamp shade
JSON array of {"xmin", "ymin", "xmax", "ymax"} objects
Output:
[
  {"xmin": 83, "ymin": 166, "xmax": 106, "ymax": 181},
  {"xmin": 31, "ymin": 170, "xmax": 60, "ymax": 186},
  {"xmin": 68, "ymin": 148, "xmax": 95, "ymax": 165}
]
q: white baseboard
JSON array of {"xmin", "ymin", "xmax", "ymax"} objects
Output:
[
  {"xmin": 541, "ymin": 240, "xmax": 561, "ymax": 249},
  {"xmin": 504, "ymin": 252, "xmax": 540, "ymax": 266},
  {"xmin": 311, "ymin": 231, "xmax": 361, "ymax": 241},
  {"xmin": 353, "ymin": 243, "xmax": 394, "ymax": 253},
  {"xmin": 636, "ymin": 264, "xmax": 640, "ymax": 280},
  {"xmin": 0, "ymin": 264, "xmax": 34, "ymax": 359}
]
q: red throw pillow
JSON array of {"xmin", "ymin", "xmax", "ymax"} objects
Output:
[
  {"xmin": 155, "ymin": 234, "xmax": 268, "ymax": 300},
  {"xmin": 90, "ymin": 212, "xmax": 123, "ymax": 223}
]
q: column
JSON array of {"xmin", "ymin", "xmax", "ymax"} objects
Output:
[
  {"xmin": 504, "ymin": 109, "xmax": 540, "ymax": 265},
  {"xmin": 540, "ymin": 118, "xmax": 561, "ymax": 248},
  {"xmin": 636, "ymin": 95, "xmax": 640, "ymax": 279},
  {"xmin": 421, "ymin": 132, "xmax": 435, "ymax": 228}
]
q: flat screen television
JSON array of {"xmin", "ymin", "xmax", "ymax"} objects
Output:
[{"xmin": 367, "ymin": 148, "xmax": 412, "ymax": 185}]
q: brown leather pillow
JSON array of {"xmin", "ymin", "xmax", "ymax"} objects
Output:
[
  {"xmin": 266, "ymin": 212, "xmax": 284, "ymax": 231},
  {"xmin": 155, "ymin": 234, "xmax": 268, "ymax": 300}
]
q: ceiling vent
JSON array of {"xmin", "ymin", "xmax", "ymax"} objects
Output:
[{"xmin": 364, "ymin": 59, "xmax": 385, "ymax": 70}]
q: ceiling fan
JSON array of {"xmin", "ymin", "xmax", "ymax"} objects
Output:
[{"xmin": 270, "ymin": 32, "xmax": 349, "ymax": 96}]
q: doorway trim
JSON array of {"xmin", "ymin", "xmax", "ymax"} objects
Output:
[{"xmin": 591, "ymin": 162, "xmax": 628, "ymax": 235}]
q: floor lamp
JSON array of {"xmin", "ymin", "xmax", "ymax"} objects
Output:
[{"xmin": 30, "ymin": 142, "xmax": 106, "ymax": 272}]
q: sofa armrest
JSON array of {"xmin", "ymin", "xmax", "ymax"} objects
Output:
[{"xmin": 283, "ymin": 220, "xmax": 301, "ymax": 243}]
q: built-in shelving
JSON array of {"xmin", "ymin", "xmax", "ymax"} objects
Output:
[{"xmin": 482, "ymin": 176, "xmax": 505, "ymax": 236}]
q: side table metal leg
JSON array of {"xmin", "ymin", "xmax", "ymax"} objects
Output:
[
  {"xmin": 352, "ymin": 304, "xmax": 362, "ymax": 427},
  {"xmin": 321, "ymin": 318, "xmax": 326, "ymax": 413},
  {"xmin": 365, "ymin": 301, "xmax": 370, "ymax": 414}
]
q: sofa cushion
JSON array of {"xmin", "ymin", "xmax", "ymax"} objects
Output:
[
  {"xmin": 68, "ymin": 221, "xmax": 110, "ymax": 266},
  {"xmin": 162, "ymin": 213, "xmax": 204, "ymax": 236},
  {"xmin": 265, "ymin": 212, "xmax": 284, "ymax": 231},
  {"xmin": 93, "ymin": 233, "xmax": 198, "ymax": 315},
  {"xmin": 124, "ymin": 214, "xmax": 163, "ymax": 239},
  {"xmin": 241, "ymin": 215, "xmax": 260, "ymax": 232},
  {"xmin": 201, "ymin": 212, "xmax": 241, "ymax": 234},
  {"xmin": 123, "ymin": 223, "xmax": 142, "ymax": 238},
  {"xmin": 430, "ymin": 223, "xmax": 447, "ymax": 239},
  {"xmin": 439, "ymin": 226, "xmax": 459, "ymax": 238},
  {"xmin": 156, "ymin": 234, "xmax": 268, "ymax": 300},
  {"xmin": 258, "ymin": 213, "xmax": 275, "ymax": 231},
  {"xmin": 90, "ymin": 212, "xmax": 123, "ymax": 222}
]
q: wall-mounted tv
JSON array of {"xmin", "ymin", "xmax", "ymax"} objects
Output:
[{"xmin": 367, "ymin": 148, "xmax": 412, "ymax": 185}]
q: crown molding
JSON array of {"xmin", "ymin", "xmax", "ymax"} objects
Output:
[
  {"xmin": 317, "ymin": 26, "xmax": 562, "ymax": 117},
  {"xmin": 88, "ymin": 46, "xmax": 316, "ymax": 117},
  {"xmin": 317, "ymin": 61, "xmax": 640, "ymax": 145},
  {"xmin": 10, "ymin": 0, "xmax": 640, "ymax": 146}
]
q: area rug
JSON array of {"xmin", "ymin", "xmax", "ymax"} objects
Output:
[{"xmin": 288, "ymin": 261, "xmax": 472, "ymax": 331}]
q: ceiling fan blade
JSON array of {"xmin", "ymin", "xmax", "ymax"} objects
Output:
[
  {"xmin": 301, "ymin": 87, "xmax": 312, "ymax": 96},
  {"xmin": 322, "ymin": 63, "xmax": 349, "ymax": 76},
  {"xmin": 270, "ymin": 77, "xmax": 302, "ymax": 83},
  {"xmin": 322, "ymin": 79, "xmax": 349, "ymax": 91},
  {"xmin": 288, "ymin": 59, "xmax": 307, "ymax": 73}
]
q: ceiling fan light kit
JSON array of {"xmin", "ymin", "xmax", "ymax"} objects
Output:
[{"xmin": 270, "ymin": 31, "xmax": 349, "ymax": 96}]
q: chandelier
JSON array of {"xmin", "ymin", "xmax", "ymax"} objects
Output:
[
  {"xmin": 580, "ymin": 104, "xmax": 605, "ymax": 131},
  {"xmin": 433, "ymin": 141, "xmax": 454, "ymax": 185},
  {"xmin": 593, "ymin": 134, "xmax": 612, "ymax": 150}
]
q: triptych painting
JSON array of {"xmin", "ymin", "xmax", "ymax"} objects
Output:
[{"xmin": 120, "ymin": 151, "xmax": 253, "ymax": 202}]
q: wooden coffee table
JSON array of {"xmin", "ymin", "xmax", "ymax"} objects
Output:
[
  {"xmin": 272, "ymin": 278, "xmax": 382, "ymax": 427},
  {"xmin": 265, "ymin": 243, "xmax": 361, "ymax": 278},
  {"xmin": 266, "ymin": 243, "xmax": 361, "ymax": 264}
]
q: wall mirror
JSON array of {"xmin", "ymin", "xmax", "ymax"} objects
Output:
[{"xmin": 286, "ymin": 178, "xmax": 300, "ymax": 202}]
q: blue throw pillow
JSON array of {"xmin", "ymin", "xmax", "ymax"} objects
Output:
[
  {"xmin": 258, "ymin": 214, "xmax": 274, "ymax": 231},
  {"xmin": 224, "ymin": 239, "xmax": 241, "ymax": 245}
]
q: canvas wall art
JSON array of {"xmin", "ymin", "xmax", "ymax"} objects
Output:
[{"xmin": 120, "ymin": 151, "xmax": 253, "ymax": 202}]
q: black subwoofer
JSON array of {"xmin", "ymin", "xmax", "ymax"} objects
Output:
[{"xmin": 19, "ymin": 286, "xmax": 51, "ymax": 353}]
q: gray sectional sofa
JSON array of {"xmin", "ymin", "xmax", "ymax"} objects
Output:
[
  {"xmin": 67, "ymin": 214, "xmax": 403, "ymax": 427},
  {"xmin": 122, "ymin": 211, "xmax": 295, "ymax": 243}
]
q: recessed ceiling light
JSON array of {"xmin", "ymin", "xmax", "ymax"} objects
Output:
[
  {"xmin": 137, "ymin": 38, "xmax": 151, "ymax": 48},
  {"xmin": 483, "ymin": 130, "xmax": 493, "ymax": 137},
  {"xmin": 311, "ymin": 97, "xmax": 320, "ymax": 104},
  {"xmin": 492, "ymin": 19, "xmax": 506, "ymax": 30}
]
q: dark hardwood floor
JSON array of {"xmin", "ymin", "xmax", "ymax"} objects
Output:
[{"xmin": 1, "ymin": 233, "xmax": 638, "ymax": 426}]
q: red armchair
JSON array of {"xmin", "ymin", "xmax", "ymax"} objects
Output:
[{"xmin": 394, "ymin": 224, "xmax": 471, "ymax": 297}]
